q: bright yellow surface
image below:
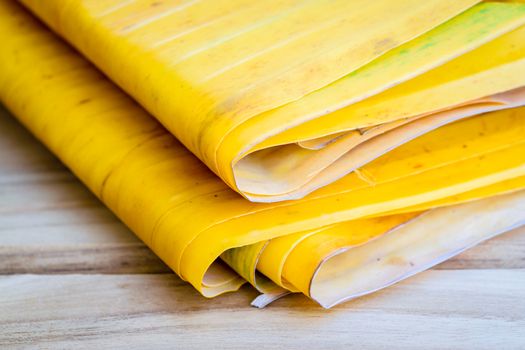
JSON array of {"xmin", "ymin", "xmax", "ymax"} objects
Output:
[{"xmin": 19, "ymin": 0, "xmax": 525, "ymax": 201}]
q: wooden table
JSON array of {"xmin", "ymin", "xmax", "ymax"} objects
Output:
[{"xmin": 1, "ymin": 105, "xmax": 524, "ymax": 349}]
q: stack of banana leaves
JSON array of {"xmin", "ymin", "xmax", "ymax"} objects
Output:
[{"xmin": 1, "ymin": 0, "xmax": 524, "ymax": 308}]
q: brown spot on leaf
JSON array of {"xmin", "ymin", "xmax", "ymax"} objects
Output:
[{"xmin": 374, "ymin": 38, "xmax": 396, "ymax": 55}]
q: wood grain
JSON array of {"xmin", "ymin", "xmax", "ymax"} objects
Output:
[
  {"xmin": 0, "ymin": 104, "xmax": 524, "ymax": 349},
  {"xmin": 1, "ymin": 272, "xmax": 524, "ymax": 349}
]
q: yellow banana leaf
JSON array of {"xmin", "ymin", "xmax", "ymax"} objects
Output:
[
  {"xmin": 2, "ymin": 1, "xmax": 524, "ymax": 308},
  {"xmin": 283, "ymin": 190, "xmax": 525, "ymax": 308},
  {"xmin": 18, "ymin": 0, "xmax": 525, "ymax": 201},
  {"xmin": 229, "ymin": 175, "xmax": 525, "ymax": 307}
]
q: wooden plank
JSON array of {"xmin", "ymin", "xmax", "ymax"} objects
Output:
[
  {"xmin": 0, "ymin": 271, "xmax": 524, "ymax": 349},
  {"xmin": 1, "ymin": 226, "xmax": 523, "ymax": 274}
]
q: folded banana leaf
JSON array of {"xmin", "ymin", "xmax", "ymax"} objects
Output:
[
  {"xmin": 18, "ymin": 0, "xmax": 525, "ymax": 201},
  {"xmin": 2, "ymin": 1, "xmax": 524, "ymax": 308}
]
